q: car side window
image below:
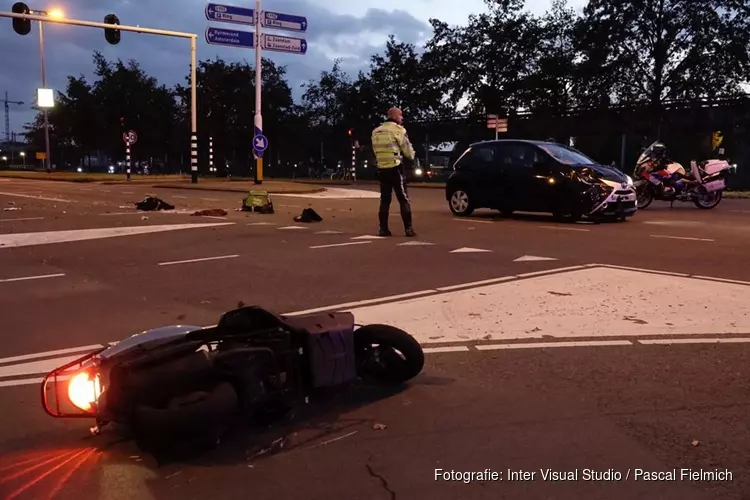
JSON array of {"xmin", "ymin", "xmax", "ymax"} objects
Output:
[
  {"xmin": 495, "ymin": 144, "xmax": 543, "ymax": 169},
  {"xmin": 468, "ymin": 145, "xmax": 498, "ymax": 172}
]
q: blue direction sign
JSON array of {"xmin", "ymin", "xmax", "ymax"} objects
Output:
[
  {"xmin": 205, "ymin": 27, "xmax": 255, "ymax": 49},
  {"xmin": 253, "ymin": 133, "xmax": 269, "ymax": 154},
  {"xmin": 205, "ymin": 3, "xmax": 255, "ymax": 26},
  {"xmin": 261, "ymin": 34, "xmax": 307, "ymax": 55},
  {"xmin": 261, "ymin": 11, "xmax": 307, "ymax": 32}
]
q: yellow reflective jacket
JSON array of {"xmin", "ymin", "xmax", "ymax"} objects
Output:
[{"xmin": 371, "ymin": 120, "xmax": 415, "ymax": 169}]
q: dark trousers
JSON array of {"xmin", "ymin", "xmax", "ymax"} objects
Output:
[{"xmin": 377, "ymin": 167, "xmax": 412, "ymax": 229}]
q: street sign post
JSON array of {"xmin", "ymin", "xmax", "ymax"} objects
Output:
[
  {"xmin": 260, "ymin": 10, "xmax": 307, "ymax": 32},
  {"xmin": 204, "ymin": 1, "xmax": 308, "ymax": 184},
  {"xmin": 253, "ymin": 132, "xmax": 268, "ymax": 156},
  {"xmin": 261, "ymin": 34, "xmax": 307, "ymax": 54},
  {"xmin": 122, "ymin": 130, "xmax": 137, "ymax": 145},
  {"xmin": 204, "ymin": 3, "xmax": 255, "ymax": 26},
  {"xmin": 205, "ymin": 26, "xmax": 254, "ymax": 48},
  {"xmin": 486, "ymin": 114, "xmax": 508, "ymax": 139}
]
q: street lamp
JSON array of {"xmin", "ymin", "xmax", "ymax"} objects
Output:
[
  {"xmin": 29, "ymin": 7, "xmax": 64, "ymax": 172},
  {"xmin": 20, "ymin": 151, "xmax": 26, "ymax": 166}
]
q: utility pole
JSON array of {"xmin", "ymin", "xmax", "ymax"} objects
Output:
[{"xmin": 2, "ymin": 91, "xmax": 24, "ymax": 143}]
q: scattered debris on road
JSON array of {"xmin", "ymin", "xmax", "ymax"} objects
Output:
[
  {"xmin": 242, "ymin": 190, "xmax": 274, "ymax": 213},
  {"xmin": 373, "ymin": 423, "xmax": 387, "ymax": 430},
  {"xmin": 135, "ymin": 195, "xmax": 175, "ymax": 211},
  {"xmin": 3, "ymin": 207, "xmax": 20, "ymax": 211},
  {"xmin": 192, "ymin": 208, "xmax": 228, "ymax": 217},
  {"xmin": 294, "ymin": 207, "xmax": 323, "ymax": 223}
]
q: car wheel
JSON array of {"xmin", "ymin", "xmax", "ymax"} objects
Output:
[{"xmin": 448, "ymin": 188, "xmax": 474, "ymax": 216}]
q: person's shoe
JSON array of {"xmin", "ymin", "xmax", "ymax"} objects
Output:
[
  {"xmin": 405, "ymin": 227, "xmax": 416, "ymax": 237},
  {"xmin": 379, "ymin": 228, "xmax": 392, "ymax": 237}
]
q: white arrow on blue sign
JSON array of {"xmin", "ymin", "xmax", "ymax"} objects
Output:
[
  {"xmin": 253, "ymin": 134, "xmax": 269, "ymax": 153},
  {"xmin": 261, "ymin": 34, "xmax": 307, "ymax": 55},
  {"xmin": 261, "ymin": 10, "xmax": 307, "ymax": 33},
  {"xmin": 205, "ymin": 27, "xmax": 255, "ymax": 49},
  {"xmin": 205, "ymin": 3, "xmax": 255, "ymax": 26}
]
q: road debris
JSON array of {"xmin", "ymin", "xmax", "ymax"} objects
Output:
[{"xmin": 373, "ymin": 423, "xmax": 387, "ymax": 430}]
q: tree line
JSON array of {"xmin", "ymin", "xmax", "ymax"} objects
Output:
[{"xmin": 24, "ymin": 0, "xmax": 750, "ymax": 173}]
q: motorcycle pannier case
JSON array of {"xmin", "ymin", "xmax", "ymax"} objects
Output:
[
  {"xmin": 704, "ymin": 160, "xmax": 729, "ymax": 176},
  {"xmin": 289, "ymin": 312, "xmax": 357, "ymax": 387}
]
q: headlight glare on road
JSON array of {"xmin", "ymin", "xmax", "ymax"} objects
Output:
[{"xmin": 68, "ymin": 370, "xmax": 102, "ymax": 412}]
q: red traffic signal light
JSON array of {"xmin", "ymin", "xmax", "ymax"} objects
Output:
[
  {"xmin": 104, "ymin": 14, "xmax": 120, "ymax": 45},
  {"xmin": 12, "ymin": 2, "xmax": 31, "ymax": 36},
  {"xmin": 347, "ymin": 128, "xmax": 353, "ymax": 136}
]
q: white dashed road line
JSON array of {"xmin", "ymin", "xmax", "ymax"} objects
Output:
[
  {"xmin": 0, "ymin": 273, "xmax": 66, "ymax": 283},
  {"xmin": 650, "ymin": 234, "xmax": 714, "ymax": 242},
  {"xmin": 540, "ymin": 225, "xmax": 590, "ymax": 232},
  {"xmin": 310, "ymin": 241, "xmax": 372, "ymax": 249},
  {"xmin": 158, "ymin": 254, "xmax": 239, "ymax": 266}
]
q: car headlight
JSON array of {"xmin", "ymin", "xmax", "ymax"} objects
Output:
[
  {"xmin": 625, "ymin": 175, "xmax": 633, "ymax": 186},
  {"xmin": 414, "ymin": 168, "xmax": 423, "ymax": 176},
  {"xmin": 68, "ymin": 370, "xmax": 103, "ymax": 412}
]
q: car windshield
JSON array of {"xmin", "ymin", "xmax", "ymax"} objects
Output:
[{"xmin": 538, "ymin": 144, "xmax": 595, "ymax": 165}]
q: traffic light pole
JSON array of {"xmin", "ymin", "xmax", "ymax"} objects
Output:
[
  {"xmin": 1, "ymin": 10, "xmax": 200, "ymax": 182},
  {"xmin": 37, "ymin": 16, "xmax": 50, "ymax": 171}
]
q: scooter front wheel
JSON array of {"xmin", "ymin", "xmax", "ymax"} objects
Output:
[{"xmin": 354, "ymin": 325, "xmax": 424, "ymax": 384}]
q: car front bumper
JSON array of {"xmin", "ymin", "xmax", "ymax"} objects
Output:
[{"xmin": 589, "ymin": 183, "xmax": 638, "ymax": 218}]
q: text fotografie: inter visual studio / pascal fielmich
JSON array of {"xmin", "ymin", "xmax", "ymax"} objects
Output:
[{"xmin": 434, "ymin": 468, "xmax": 733, "ymax": 482}]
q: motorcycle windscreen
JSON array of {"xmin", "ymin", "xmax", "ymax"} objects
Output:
[{"xmin": 635, "ymin": 141, "xmax": 662, "ymax": 167}]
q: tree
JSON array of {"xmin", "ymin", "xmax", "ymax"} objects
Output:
[
  {"xmin": 576, "ymin": 0, "xmax": 750, "ymax": 117},
  {"xmin": 366, "ymin": 35, "xmax": 451, "ymax": 122},
  {"xmin": 524, "ymin": 0, "xmax": 580, "ymax": 114}
]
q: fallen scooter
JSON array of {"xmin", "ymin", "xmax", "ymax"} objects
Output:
[{"xmin": 41, "ymin": 306, "xmax": 424, "ymax": 451}]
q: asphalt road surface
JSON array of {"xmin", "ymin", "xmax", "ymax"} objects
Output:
[{"xmin": 1, "ymin": 178, "xmax": 750, "ymax": 499}]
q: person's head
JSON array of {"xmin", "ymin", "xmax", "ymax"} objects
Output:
[{"xmin": 387, "ymin": 107, "xmax": 403, "ymax": 124}]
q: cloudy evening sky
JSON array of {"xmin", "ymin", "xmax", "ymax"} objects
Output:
[{"xmin": 0, "ymin": 0, "xmax": 586, "ymax": 134}]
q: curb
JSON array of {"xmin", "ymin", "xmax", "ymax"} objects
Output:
[
  {"xmin": 289, "ymin": 179, "xmax": 446, "ymax": 190},
  {"xmin": 151, "ymin": 184, "xmax": 328, "ymax": 195}
]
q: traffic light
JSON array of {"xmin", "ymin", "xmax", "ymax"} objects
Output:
[
  {"xmin": 120, "ymin": 116, "xmax": 125, "ymax": 127},
  {"xmin": 12, "ymin": 2, "xmax": 31, "ymax": 36},
  {"xmin": 104, "ymin": 14, "xmax": 120, "ymax": 45},
  {"xmin": 347, "ymin": 128, "xmax": 353, "ymax": 136}
]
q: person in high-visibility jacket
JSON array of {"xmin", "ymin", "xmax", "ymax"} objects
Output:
[{"xmin": 371, "ymin": 107, "xmax": 416, "ymax": 237}]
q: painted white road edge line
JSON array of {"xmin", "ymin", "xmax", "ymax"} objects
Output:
[
  {"xmin": 423, "ymin": 346, "xmax": 470, "ymax": 353},
  {"xmin": 0, "ymin": 217, "xmax": 45, "ymax": 222},
  {"xmin": 0, "ymin": 191, "xmax": 76, "ymax": 203},
  {"xmin": 0, "ymin": 344, "xmax": 106, "ymax": 364},
  {"xmin": 593, "ymin": 264, "xmax": 691, "ymax": 278},
  {"xmin": 158, "ymin": 254, "xmax": 239, "ymax": 266},
  {"xmin": 0, "ymin": 273, "xmax": 65, "ymax": 283},
  {"xmin": 310, "ymin": 241, "xmax": 372, "ymax": 249},
  {"xmin": 539, "ymin": 226, "xmax": 590, "ymax": 232},
  {"xmin": 453, "ymin": 218, "xmax": 493, "ymax": 224},
  {"xmin": 692, "ymin": 275, "xmax": 750, "ymax": 286},
  {"xmin": 0, "ymin": 377, "xmax": 42, "ymax": 388},
  {"xmin": 476, "ymin": 340, "xmax": 633, "ymax": 350},
  {"xmin": 639, "ymin": 338, "xmax": 750, "ymax": 345},
  {"xmin": 651, "ymin": 234, "xmax": 714, "ymax": 242}
]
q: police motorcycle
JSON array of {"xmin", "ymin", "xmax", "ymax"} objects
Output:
[{"xmin": 632, "ymin": 141, "xmax": 736, "ymax": 209}]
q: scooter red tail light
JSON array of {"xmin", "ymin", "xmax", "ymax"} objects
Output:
[{"xmin": 41, "ymin": 348, "xmax": 106, "ymax": 418}]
